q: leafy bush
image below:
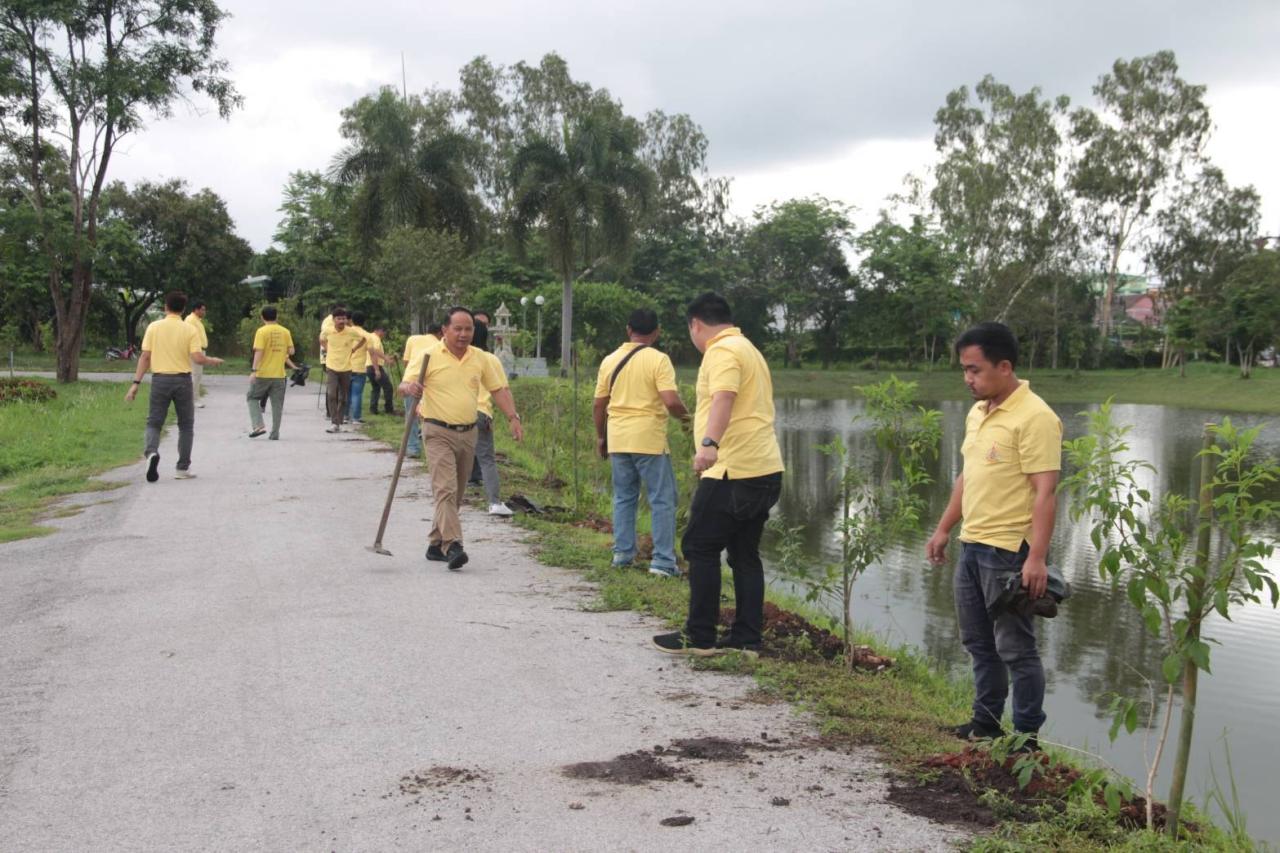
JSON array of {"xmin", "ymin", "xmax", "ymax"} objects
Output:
[{"xmin": 0, "ymin": 378, "xmax": 57, "ymax": 405}]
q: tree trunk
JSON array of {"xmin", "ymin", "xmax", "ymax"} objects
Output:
[
  {"xmin": 1166, "ymin": 426, "xmax": 1214, "ymax": 837},
  {"xmin": 559, "ymin": 268, "xmax": 573, "ymax": 377},
  {"xmin": 1051, "ymin": 278, "xmax": 1060, "ymax": 370},
  {"xmin": 1236, "ymin": 342, "xmax": 1252, "ymax": 379},
  {"xmin": 53, "ymin": 261, "xmax": 94, "ymax": 383},
  {"xmin": 1178, "ymin": 347, "xmax": 1186, "ymax": 379}
]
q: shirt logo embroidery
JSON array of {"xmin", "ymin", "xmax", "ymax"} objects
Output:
[{"xmin": 986, "ymin": 443, "xmax": 1002, "ymax": 463}]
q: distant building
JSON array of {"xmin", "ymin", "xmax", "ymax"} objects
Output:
[{"xmin": 1088, "ymin": 274, "xmax": 1164, "ymax": 329}]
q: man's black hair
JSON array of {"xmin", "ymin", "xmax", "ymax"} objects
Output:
[
  {"xmin": 627, "ymin": 308, "xmax": 658, "ymax": 336},
  {"xmin": 261, "ymin": 305, "xmax": 278, "ymax": 321},
  {"xmin": 442, "ymin": 306, "xmax": 474, "ymax": 326},
  {"xmin": 165, "ymin": 291, "xmax": 188, "ymax": 314},
  {"xmin": 329, "ymin": 302, "xmax": 345, "ymax": 314},
  {"xmin": 472, "ymin": 321, "xmax": 489, "ymax": 351},
  {"xmin": 425, "ymin": 321, "xmax": 444, "ymax": 336},
  {"xmin": 331, "ymin": 307, "xmax": 349, "ymax": 319},
  {"xmin": 189, "ymin": 300, "xmax": 206, "ymax": 311},
  {"xmin": 955, "ymin": 322, "xmax": 1018, "ymax": 369},
  {"xmin": 351, "ymin": 311, "xmax": 366, "ymax": 327},
  {"xmin": 686, "ymin": 292, "xmax": 733, "ymax": 326}
]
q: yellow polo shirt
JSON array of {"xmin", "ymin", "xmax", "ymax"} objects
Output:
[
  {"xmin": 141, "ymin": 314, "xmax": 200, "ymax": 374},
  {"xmin": 252, "ymin": 323, "xmax": 295, "ymax": 379},
  {"xmin": 958, "ymin": 381, "xmax": 1062, "ymax": 552},
  {"xmin": 184, "ymin": 312, "xmax": 208, "ymax": 349},
  {"xmin": 401, "ymin": 333, "xmax": 440, "ymax": 375},
  {"xmin": 404, "ymin": 341, "xmax": 506, "ymax": 425},
  {"xmin": 319, "ymin": 314, "xmax": 335, "ymax": 366},
  {"xmin": 594, "ymin": 343, "xmax": 678, "ymax": 455},
  {"xmin": 694, "ymin": 328, "xmax": 784, "ymax": 480},
  {"xmin": 321, "ymin": 326, "xmax": 365, "ymax": 372},
  {"xmin": 476, "ymin": 351, "xmax": 505, "ymax": 418}
]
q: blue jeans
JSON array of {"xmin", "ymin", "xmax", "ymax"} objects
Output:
[
  {"xmin": 405, "ymin": 396, "xmax": 421, "ymax": 456},
  {"xmin": 348, "ymin": 371, "xmax": 367, "ymax": 420},
  {"xmin": 610, "ymin": 452, "xmax": 678, "ymax": 571},
  {"xmin": 954, "ymin": 542, "xmax": 1047, "ymax": 733}
]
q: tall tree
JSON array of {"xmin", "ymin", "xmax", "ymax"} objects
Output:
[
  {"xmin": 931, "ymin": 75, "xmax": 1074, "ymax": 322},
  {"xmin": 329, "ymin": 88, "xmax": 478, "ymax": 256},
  {"xmin": 745, "ymin": 197, "xmax": 855, "ymax": 368},
  {"xmin": 1070, "ymin": 51, "xmax": 1212, "ymax": 344},
  {"xmin": 1216, "ymin": 249, "xmax": 1280, "ymax": 378},
  {"xmin": 370, "ymin": 226, "xmax": 473, "ymax": 333},
  {"xmin": 510, "ymin": 111, "xmax": 653, "ymax": 373},
  {"xmin": 0, "ymin": 0, "xmax": 239, "ymax": 381},
  {"xmin": 95, "ymin": 179, "xmax": 252, "ymax": 346}
]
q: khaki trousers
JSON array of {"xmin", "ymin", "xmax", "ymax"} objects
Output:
[{"xmin": 424, "ymin": 422, "xmax": 478, "ymax": 548}]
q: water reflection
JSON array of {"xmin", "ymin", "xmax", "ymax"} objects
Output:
[{"xmin": 767, "ymin": 397, "xmax": 1280, "ymax": 841}]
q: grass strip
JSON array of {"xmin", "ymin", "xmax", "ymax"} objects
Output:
[{"xmin": 0, "ymin": 378, "xmax": 142, "ymax": 542}]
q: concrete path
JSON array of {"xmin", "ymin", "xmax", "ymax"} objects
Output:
[{"xmin": 0, "ymin": 374, "xmax": 963, "ymax": 851}]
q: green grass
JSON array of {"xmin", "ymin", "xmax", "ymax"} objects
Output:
[
  {"xmin": 0, "ymin": 378, "xmax": 143, "ymax": 541},
  {"xmin": 748, "ymin": 361, "xmax": 1280, "ymax": 415}
]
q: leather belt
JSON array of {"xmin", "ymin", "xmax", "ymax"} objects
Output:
[{"xmin": 424, "ymin": 418, "xmax": 476, "ymax": 432}]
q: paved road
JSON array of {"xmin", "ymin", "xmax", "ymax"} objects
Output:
[{"xmin": 0, "ymin": 374, "xmax": 961, "ymax": 851}]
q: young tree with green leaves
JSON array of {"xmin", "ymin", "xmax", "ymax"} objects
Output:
[
  {"xmin": 1217, "ymin": 249, "xmax": 1280, "ymax": 378},
  {"xmin": 1063, "ymin": 405, "xmax": 1279, "ymax": 835},
  {"xmin": 0, "ymin": 0, "xmax": 239, "ymax": 381},
  {"xmin": 370, "ymin": 226, "xmax": 473, "ymax": 333}
]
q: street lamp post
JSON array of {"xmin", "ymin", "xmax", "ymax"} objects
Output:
[
  {"xmin": 519, "ymin": 296, "xmax": 529, "ymax": 355},
  {"xmin": 534, "ymin": 294, "xmax": 545, "ymax": 360}
]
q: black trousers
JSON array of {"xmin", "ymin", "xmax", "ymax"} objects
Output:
[
  {"xmin": 368, "ymin": 367, "xmax": 395, "ymax": 413},
  {"xmin": 682, "ymin": 472, "xmax": 782, "ymax": 646}
]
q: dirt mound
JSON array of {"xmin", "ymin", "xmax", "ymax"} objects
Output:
[
  {"xmin": 562, "ymin": 751, "xmax": 676, "ymax": 785},
  {"xmin": 397, "ymin": 766, "xmax": 488, "ymax": 796},
  {"xmin": 667, "ymin": 737, "xmax": 751, "ymax": 762},
  {"xmin": 720, "ymin": 602, "xmax": 893, "ymax": 669}
]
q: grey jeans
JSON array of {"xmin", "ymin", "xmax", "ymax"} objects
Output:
[
  {"xmin": 472, "ymin": 412, "xmax": 500, "ymax": 505},
  {"xmin": 145, "ymin": 373, "xmax": 195, "ymax": 470},
  {"xmin": 247, "ymin": 377, "xmax": 286, "ymax": 437}
]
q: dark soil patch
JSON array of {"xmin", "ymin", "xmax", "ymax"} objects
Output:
[
  {"xmin": 667, "ymin": 736, "xmax": 752, "ymax": 762},
  {"xmin": 891, "ymin": 746, "xmax": 1188, "ymax": 834},
  {"xmin": 398, "ymin": 766, "xmax": 488, "ymax": 796},
  {"xmin": 720, "ymin": 602, "xmax": 893, "ymax": 670},
  {"xmin": 571, "ymin": 513, "xmax": 613, "ymax": 533},
  {"xmin": 562, "ymin": 751, "xmax": 676, "ymax": 785},
  {"xmin": 660, "ymin": 815, "xmax": 695, "ymax": 827}
]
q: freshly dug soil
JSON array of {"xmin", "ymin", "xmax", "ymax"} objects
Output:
[
  {"xmin": 667, "ymin": 736, "xmax": 752, "ymax": 762},
  {"xmin": 398, "ymin": 766, "xmax": 487, "ymax": 796},
  {"xmin": 720, "ymin": 602, "xmax": 894, "ymax": 669},
  {"xmin": 562, "ymin": 751, "xmax": 676, "ymax": 785}
]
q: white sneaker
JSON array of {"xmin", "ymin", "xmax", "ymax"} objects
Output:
[
  {"xmin": 488, "ymin": 502, "xmax": 514, "ymax": 517},
  {"xmin": 196, "ymin": 402, "xmax": 206, "ymax": 409},
  {"xmin": 174, "ymin": 470, "xmax": 197, "ymax": 480}
]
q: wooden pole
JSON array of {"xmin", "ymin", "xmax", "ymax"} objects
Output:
[{"xmin": 370, "ymin": 354, "xmax": 429, "ymax": 555}]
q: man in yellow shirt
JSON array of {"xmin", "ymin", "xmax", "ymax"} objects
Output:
[
  {"xmin": 246, "ymin": 305, "xmax": 297, "ymax": 439},
  {"xmin": 400, "ymin": 307, "xmax": 523, "ymax": 571},
  {"xmin": 653, "ymin": 293, "xmax": 783, "ymax": 657},
  {"xmin": 400, "ymin": 322, "xmax": 441, "ymax": 458},
  {"xmin": 366, "ymin": 326, "xmax": 396, "ymax": 416},
  {"xmin": 319, "ymin": 308, "xmax": 366, "ymax": 434},
  {"xmin": 318, "ymin": 304, "xmax": 340, "ymax": 419},
  {"xmin": 593, "ymin": 308, "xmax": 688, "ymax": 577},
  {"xmin": 926, "ymin": 322, "xmax": 1061, "ymax": 748},
  {"xmin": 346, "ymin": 312, "xmax": 377, "ymax": 425},
  {"xmin": 125, "ymin": 291, "xmax": 225, "ymax": 481},
  {"xmin": 185, "ymin": 301, "xmax": 210, "ymax": 407}
]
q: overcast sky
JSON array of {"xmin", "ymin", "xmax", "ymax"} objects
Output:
[{"xmin": 106, "ymin": 0, "xmax": 1280, "ymax": 262}]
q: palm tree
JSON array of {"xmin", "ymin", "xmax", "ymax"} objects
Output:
[
  {"xmin": 510, "ymin": 112, "xmax": 653, "ymax": 373},
  {"xmin": 329, "ymin": 88, "xmax": 478, "ymax": 256}
]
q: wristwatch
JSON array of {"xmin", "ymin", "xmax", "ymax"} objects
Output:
[{"xmin": 701, "ymin": 437, "xmax": 719, "ymax": 449}]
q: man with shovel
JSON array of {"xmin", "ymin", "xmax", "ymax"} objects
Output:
[{"xmin": 399, "ymin": 307, "xmax": 523, "ymax": 570}]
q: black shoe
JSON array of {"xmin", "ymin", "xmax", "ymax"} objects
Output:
[
  {"xmin": 446, "ymin": 542, "xmax": 469, "ymax": 571},
  {"xmin": 426, "ymin": 543, "xmax": 447, "ymax": 562},
  {"xmin": 146, "ymin": 452, "xmax": 160, "ymax": 483},
  {"xmin": 952, "ymin": 719, "xmax": 1005, "ymax": 741},
  {"xmin": 714, "ymin": 637, "xmax": 762, "ymax": 658},
  {"xmin": 249, "ymin": 427, "xmax": 266, "ymax": 438},
  {"xmin": 652, "ymin": 631, "xmax": 721, "ymax": 657},
  {"xmin": 1009, "ymin": 732, "xmax": 1040, "ymax": 754}
]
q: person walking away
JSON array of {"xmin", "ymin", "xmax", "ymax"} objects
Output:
[
  {"xmin": 125, "ymin": 291, "xmax": 224, "ymax": 480},
  {"xmin": 318, "ymin": 304, "xmax": 341, "ymax": 419},
  {"xmin": 593, "ymin": 308, "xmax": 688, "ymax": 577},
  {"xmin": 653, "ymin": 293, "xmax": 783, "ymax": 656},
  {"xmin": 473, "ymin": 349, "xmax": 515, "ymax": 516},
  {"xmin": 401, "ymin": 323, "xmax": 442, "ymax": 458},
  {"xmin": 367, "ymin": 326, "xmax": 396, "ymax": 415},
  {"xmin": 399, "ymin": 307, "xmax": 523, "ymax": 570},
  {"xmin": 185, "ymin": 301, "xmax": 210, "ymax": 407},
  {"xmin": 346, "ymin": 312, "xmax": 374, "ymax": 425},
  {"xmin": 246, "ymin": 305, "xmax": 297, "ymax": 439},
  {"xmin": 925, "ymin": 322, "xmax": 1061, "ymax": 751},
  {"xmin": 320, "ymin": 308, "xmax": 365, "ymax": 434}
]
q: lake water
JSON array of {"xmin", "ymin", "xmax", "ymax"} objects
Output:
[{"xmin": 766, "ymin": 396, "xmax": 1280, "ymax": 842}]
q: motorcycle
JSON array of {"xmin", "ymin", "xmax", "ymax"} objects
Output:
[{"xmin": 104, "ymin": 343, "xmax": 140, "ymax": 360}]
